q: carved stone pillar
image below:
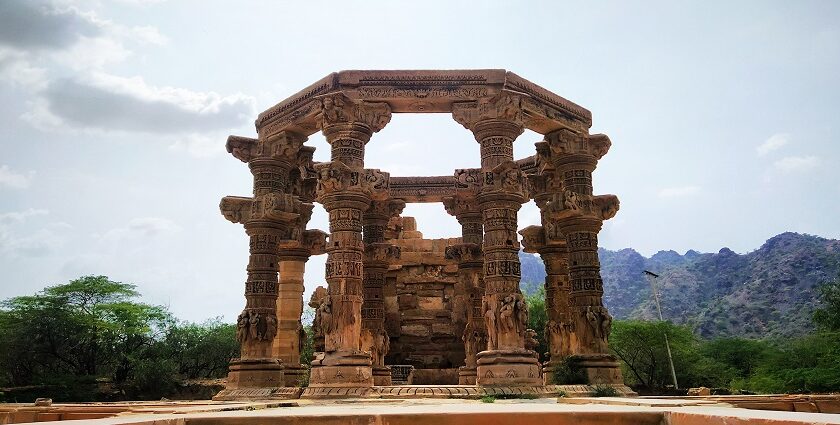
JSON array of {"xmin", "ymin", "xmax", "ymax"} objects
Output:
[
  {"xmin": 309, "ymin": 94, "xmax": 391, "ymax": 388},
  {"xmin": 453, "ymin": 93, "xmax": 541, "ymax": 386},
  {"xmin": 544, "ymin": 129, "xmax": 623, "ymax": 385},
  {"xmin": 444, "ymin": 196, "xmax": 485, "ymax": 385},
  {"xmin": 361, "ymin": 199, "xmax": 403, "ymax": 386},
  {"xmin": 216, "ymin": 132, "xmax": 308, "ymax": 396},
  {"xmin": 520, "ymin": 226, "xmax": 574, "ymax": 384}
]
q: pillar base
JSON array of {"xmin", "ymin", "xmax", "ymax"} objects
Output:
[
  {"xmin": 373, "ymin": 366, "xmax": 392, "ymax": 386},
  {"xmin": 567, "ymin": 353, "xmax": 624, "ymax": 385},
  {"xmin": 458, "ymin": 366, "xmax": 477, "ymax": 385},
  {"xmin": 221, "ymin": 358, "xmax": 284, "ymax": 389},
  {"xmin": 475, "ymin": 349, "xmax": 541, "ymax": 386},
  {"xmin": 282, "ymin": 363, "xmax": 307, "ymax": 387},
  {"xmin": 309, "ymin": 350, "xmax": 373, "ymax": 387}
]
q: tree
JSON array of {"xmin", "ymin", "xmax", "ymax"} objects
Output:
[
  {"xmin": 609, "ymin": 320, "xmax": 731, "ymax": 390},
  {"xmin": 813, "ymin": 273, "xmax": 840, "ymax": 331},
  {"xmin": 524, "ymin": 288, "xmax": 548, "ymax": 362},
  {"xmin": 0, "ymin": 276, "xmax": 171, "ymax": 400}
]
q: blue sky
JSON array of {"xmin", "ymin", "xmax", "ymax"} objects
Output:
[{"xmin": 1, "ymin": 0, "xmax": 838, "ymax": 321}]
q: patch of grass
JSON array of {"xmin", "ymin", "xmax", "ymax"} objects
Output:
[
  {"xmin": 556, "ymin": 390, "xmax": 567, "ymax": 398},
  {"xmin": 590, "ymin": 385, "xmax": 619, "ymax": 397},
  {"xmin": 480, "ymin": 395, "xmax": 496, "ymax": 403}
]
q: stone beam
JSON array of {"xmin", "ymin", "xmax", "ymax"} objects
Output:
[{"xmin": 255, "ymin": 70, "xmax": 593, "ymax": 142}]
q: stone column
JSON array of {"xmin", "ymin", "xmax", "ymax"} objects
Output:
[
  {"xmin": 309, "ymin": 94, "xmax": 391, "ymax": 388},
  {"xmin": 453, "ymin": 93, "xmax": 541, "ymax": 386},
  {"xmin": 217, "ymin": 132, "xmax": 308, "ymax": 395},
  {"xmin": 545, "ymin": 130, "xmax": 623, "ymax": 385},
  {"xmin": 522, "ymin": 148, "xmax": 577, "ymax": 384},
  {"xmin": 274, "ymin": 248, "xmax": 309, "ymax": 387},
  {"xmin": 361, "ymin": 199, "xmax": 403, "ymax": 386},
  {"xmin": 444, "ymin": 196, "xmax": 485, "ymax": 385},
  {"xmin": 520, "ymin": 226, "xmax": 574, "ymax": 384}
]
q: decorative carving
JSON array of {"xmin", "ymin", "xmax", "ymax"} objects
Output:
[
  {"xmin": 365, "ymin": 243, "xmax": 401, "ymax": 263},
  {"xmin": 319, "ymin": 93, "xmax": 392, "ymax": 132},
  {"xmin": 518, "ymin": 226, "xmax": 545, "ymax": 253},
  {"xmin": 220, "ymin": 196, "xmax": 252, "ymax": 224},
  {"xmin": 452, "ymin": 93, "xmax": 524, "ymax": 130},
  {"xmin": 235, "ymin": 310, "xmax": 278, "ymax": 343},
  {"xmin": 226, "ymin": 136, "xmax": 258, "ymax": 163},
  {"xmin": 302, "ymin": 229, "xmax": 328, "ymax": 256},
  {"xmin": 309, "ymin": 286, "xmax": 328, "ymax": 352},
  {"xmin": 444, "ymin": 243, "xmax": 482, "ymax": 263},
  {"xmin": 315, "ymin": 161, "xmax": 356, "ymax": 195}
]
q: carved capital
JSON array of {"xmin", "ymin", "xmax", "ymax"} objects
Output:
[
  {"xmin": 518, "ymin": 225, "xmax": 546, "ymax": 253},
  {"xmin": 362, "ymin": 168, "xmax": 391, "ymax": 200},
  {"xmin": 453, "ymin": 168, "xmax": 481, "ymax": 193},
  {"xmin": 479, "ymin": 160, "xmax": 528, "ymax": 199},
  {"xmin": 319, "ymin": 93, "xmax": 392, "ymax": 132},
  {"xmin": 314, "ymin": 161, "xmax": 358, "ymax": 197},
  {"xmin": 452, "ymin": 92, "xmax": 525, "ymax": 131},
  {"xmin": 220, "ymin": 196, "xmax": 253, "ymax": 224},
  {"xmin": 543, "ymin": 192, "xmax": 620, "ymax": 222},
  {"xmin": 367, "ymin": 199, "xmax": 406, "ymax": 219},
  {"xmin": 226, "ymin": 132, "xmax": 307, "ymax": 164},
  {"xmin": 444, "ymin": 243, "xmax": 483, "ymax": 263},
  {"xmin": 545, "ymin": 130, "xmax": 612, "ymax": 161},
  {"xmin": 252, "ymin": 192, "xmax": 303, "ymax": 223},
  {"xmin": 593, "ymin": 194, "xmax": 620, "ymax": 220},
  {"xmin": 364, "ymin": 242, "xmax": 401, "ymax": 263},
  {"xmin": 226, "ymin": 136, "xmax": 258, "ymax": 163},
  {"xmin": 302, "ymin": 229, "xmax": 329, "ymax": 256},
  {"xmin": 442, "ymin": 196, "xmax": 480, "ymax": 218}
]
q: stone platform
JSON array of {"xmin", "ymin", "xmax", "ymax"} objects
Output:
[
  {"xmin": 2, "ymin": 396, "xmax": 840, "ymax": 425},
  {"xmin": 298, "ymin": 384, "xmax": 635, "ymax": 399}
]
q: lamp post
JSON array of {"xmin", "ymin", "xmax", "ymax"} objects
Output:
[{"xmin": 643, "ymin": 270, "xmax": 679, "ymax": 390}]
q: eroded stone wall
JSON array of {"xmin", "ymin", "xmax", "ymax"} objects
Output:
[{"xmin": 382, "ymin": 218, "xmax": 466, "ymax": 383}]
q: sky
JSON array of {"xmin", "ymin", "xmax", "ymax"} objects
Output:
[{"xmin": 1, "ymin": 0, "xmax": 838, "ymax": 322}]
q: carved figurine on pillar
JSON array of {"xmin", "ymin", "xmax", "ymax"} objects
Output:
[
  {"xmin": 452, "ymin": 93, "xmax": 541, "ymax": 386},
  {"xmin": 308, "ymin": 93, "xmax": 392, "ymax": 388},
  {"xmin": 215, "ymin": 131, "xmax": 309, "ymax": 399},
  {"xmin": 542, "ymin": 129, "xmax": 623, "ymax": 385}
]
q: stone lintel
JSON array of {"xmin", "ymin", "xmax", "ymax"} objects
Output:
[{"xmin": 255, "ymin": 70, "xmax": 593, "ymax": 142}]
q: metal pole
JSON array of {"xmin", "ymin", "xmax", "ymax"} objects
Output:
[{"xmin": 644, "ymin": 270, "xmax": 679, "ymax": 390}]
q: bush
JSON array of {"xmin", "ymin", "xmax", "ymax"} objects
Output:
[
  {"xmin": 553, "ymin": 357, "xmax": 587, "ymax": 385},
  {"xmin": 590, "ymin": 385, "xmax": 619, "ymax": 397}
]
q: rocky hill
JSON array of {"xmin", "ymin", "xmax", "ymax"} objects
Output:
[{"xmin": 519, "ymin": 232, "xmax": 840, "ymax": 339}]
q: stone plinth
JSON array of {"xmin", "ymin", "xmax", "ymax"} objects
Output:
[{"xmin": 475, "ymin": 349, "xmax": 541, "ymax": 386}]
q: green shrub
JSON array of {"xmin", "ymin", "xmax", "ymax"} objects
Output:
[
  {"xmin": 590, "ymin": 385, "xmax": 619, "ymax": 397},
  {"xmin": 480, "ymin": 395, "xmax": 496, "ymax": 403},
  {"xmin": 553, "ymin": 357, "xmax": 587, "ymax": 385}
]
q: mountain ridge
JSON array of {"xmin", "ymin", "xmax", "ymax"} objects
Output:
[{"xmin": 519, "ymin": 232, "xmax": 840, "ymax": 339}]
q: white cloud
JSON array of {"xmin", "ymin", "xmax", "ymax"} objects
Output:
[
  {"xmin": 0, "ymin": 50, "xmax": 48, "ymax": 89},
  {"xmin": 0, "ymin": 208, "xmax": 49, "ymax": 224},
  {"xmin": 773, "ymin": 155, "xmax": 820, "ymax": 172},
  {"xmin": 0, "ymin": 209, "xmax": 63, "ymax": 258},
  {"xmin": 0, "ymin": 165, "xmax": 34, "ymax": 189},
  {"xmin": 168, "ymin": 133, "xmax": 226, "ymax": 157},
  {"xmin": 756, "ymin": 133, "xmax": 790, "ymax": 156},
  {"xmin": 29, "ymin": 73, "xmax": 255, "ymax": 135},
  {"xmin": 98, "ymin": 217, "xmax": 181, "ymax": 242},
  {"xmin": 658, "ymin": 186, "xmax": 701, "ymax": 198}
]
